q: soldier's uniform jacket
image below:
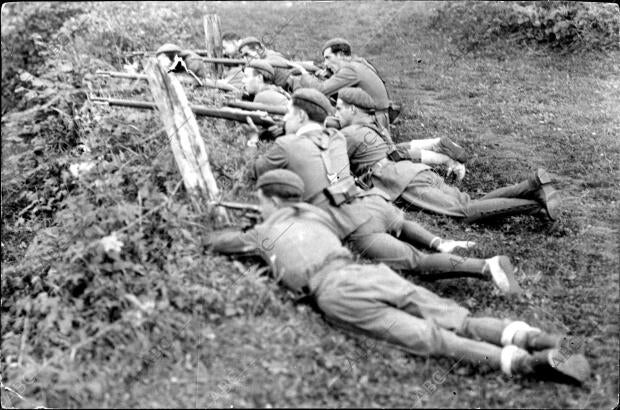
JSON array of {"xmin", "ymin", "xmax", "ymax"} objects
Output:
[
  {"xmin": 341, "ymin": 123, "xmax": 430, "ymax": 201},
  {"xmin": 208, "ymin": 202, "xmax": 471, "ymax": 344},
  {"xmin": 208, "ymin": 203, "xmax": 352, "ymax": 295},
  {"xmin": 294, "ymin": 59, "xmax": 390, "ymax": 111},
  {"xmin": 254, "ymin": 85, "xmax": 290, "ymax": 107},
  {"xmin": 263, "ymin": 49, "xmax": 295, "ymax": 91},
  {"xmin": 254, "ymin": 122, "xmax": 387, "ymax": 237}
]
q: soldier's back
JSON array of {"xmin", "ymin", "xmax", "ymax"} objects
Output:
[{"xmin": 345, "ymin": 60, "xmax": 390, "ymax": 111}]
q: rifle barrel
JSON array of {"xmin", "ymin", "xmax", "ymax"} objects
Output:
[
  {"xmin": 194, "ymin": 57, "xmax": 247, "ymax": 66},
  {"xmin": 194, "ymin": 57, "xmax": 320, "ymax": 72},
  {"xmin": 95, "ymin": 98, "xmax": 277, "ymax": 127},
  {"xmin": 225, "ymin": 101, "xmax": 287, "ymax": 116},
  {"xmin": 217, "ymin": 201, "xmax": 261, "ymax": 213},
  {"xmin": 94, "ymin": 70, "xmax": 236, "ymax": 92},
  {"xmin": 95, "ymin": 70, "xmax": 148, "ymax": 80}
]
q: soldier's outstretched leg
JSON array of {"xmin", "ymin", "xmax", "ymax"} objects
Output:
[
  {"xmin": 480, "ymin": 168, "xmax": 560, "ymax": 220},
  {"xmin": 398, "ymin": 169, "xmax": 554, "ymax": 223},
  {"xmin": 312, "ymin": 264, "xmax": 591, "ymax": 384},
  {"xmin": 346, "ymin": 229, "xmax": 521, "ymax": 294}
]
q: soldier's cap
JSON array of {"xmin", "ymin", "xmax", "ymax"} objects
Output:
[
  {"xmin": 156, "ymin": 43, "xmax": 182, "ymax": 56},
  {"xmin": 322, "ymin": 37, "xmax": 351, "ymax": 53},
  {"xmin": 247, "ymin": 60, "xmax": 275, "ymax": 78},
  {"xmin": 256, "ymin": 169, "xmax": 305, "ymax": 197},
  {"xmin": 292, "ymin": 88, "xmax": 334, "ymax": 119},
  {"xmin": 338, "ymin": 87, "xmax": 376, "ymax": 111},
  {"xmin": 237, "ymin": 36, "xmax": 262, "ymax": 52}
]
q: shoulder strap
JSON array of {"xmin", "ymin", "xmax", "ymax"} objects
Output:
[{"xmin": 303, "ymin": 130, "xmax": 338, "ymax": 184}]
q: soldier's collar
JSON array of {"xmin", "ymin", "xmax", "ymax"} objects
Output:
[{"xmin": 295, "ymin": 122, "xmax": 323, "ymax": 137}]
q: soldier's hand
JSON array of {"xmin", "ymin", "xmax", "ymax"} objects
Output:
[
  {"xmin": 241, "ymin": 116, "xmax": 260, "ymax": 146},
  {"xmin": 447, "ymin": 160, "xmax": 466, "ymax": 182},
  {"xmin": 436, "ymin": 239, "xmax": 476, "ymax": 253},
  {"xmin": 315, "ymin": 68, "xmax": 332, "ymax": 80},
  {"xmin": 287, "ymin": 62, "xmax": 308, "ymax": 75}
]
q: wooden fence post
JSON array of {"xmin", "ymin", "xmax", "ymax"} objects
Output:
[
  {"xmin": 203, "ymin": 14, "xmax": 223, "ymax": 78},
  {"xmin": 145, "ymin": 57, "xmax": 228, "ymax": 221}
]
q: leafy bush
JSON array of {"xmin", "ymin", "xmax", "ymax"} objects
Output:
[
  {"xmin": 429, "ymin": 1, "xmax": 619, "ymax": 54},
  {"xmin": 1, "ymin": 3, "xmax": 84, "ymax": 113}
]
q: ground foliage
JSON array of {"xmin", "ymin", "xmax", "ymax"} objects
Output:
[
  {"xmin": 429, "ymin": 1, "xmax": 620, "ymax": 56},
  {"xmin": 1, "ymin": 1, "xmax": 619, "ymax": 408}
]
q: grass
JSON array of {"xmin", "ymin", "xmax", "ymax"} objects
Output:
[{"xmin": 1, "ymin": 1, "xmax": 618, "ymax": 408}]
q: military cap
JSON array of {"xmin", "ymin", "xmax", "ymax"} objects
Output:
[
  {"xmin": 322, "ymin": 37, "xmax": 351, "ymax": 53},
  {"xmin": 156, "ymin": 43, "xmax": 182, "ymax": 56},
  {"xmin": 257, "ymin": 169, "xmax": 305, "ymax": 197},
  {"xmin": 237, "ymin": 36, "xmax": 262, "ymax": 52},
  {"xmin": 247, "ymin": 60, "xmax": 275, "ymax": 79},
  {"xmin": 338, "ymin": 87, "xmax": 376, "ymax": 111},
  {"xmin": 292, "ymin": 88, "xmax": 334, "ymax": 120}
]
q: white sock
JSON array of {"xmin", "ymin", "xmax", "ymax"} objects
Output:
[
  {"xmin": 500, "ymin": 321, "xmax": 541, "ymax": 346},
  {"xmin": 500, "ymin": 345, "xmax": 528, "ymax": 376}
]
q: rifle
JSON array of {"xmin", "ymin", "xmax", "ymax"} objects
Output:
[
  {"xmin": 225, "ymin": 100, "xmax": 287, "ymax": 116},
  {"xmin": 91, "ymin": 97, "xmax": 278, "ymax": 127},
  {"xmin": 125, "ymin": 52, "xmax": 322, "ymax": 73},
  {"xmin": 95, "ymin": 70, "xmax": 148, "ymax": 80},
  {"xmin": 215, "ymin": 200, "xmax": 261, "ymax": 214},
  {"xmin": 192, "ymin": 56, "xmax": 320, "ymax": 73},
  {"xmin": 94, "ymin": 70, "xmax": 237, "ymax": 92},
  {"xmin": 213, "ymin": 200, "xmax": 262, "ymax": 225}
]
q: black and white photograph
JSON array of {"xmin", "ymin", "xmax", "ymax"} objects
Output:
[{"xmin": 1, "ymin": 1, "xmax": 618, "ymax": 408}]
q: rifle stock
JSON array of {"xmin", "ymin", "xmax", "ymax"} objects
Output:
[{"xmin": 91, "ymin": 97, "xmax": 277, "ymax": 127}]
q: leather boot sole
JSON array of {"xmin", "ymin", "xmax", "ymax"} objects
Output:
[
  {"xmin": 539, "ymin": 184, "xmax": 560, "ymax": 220},
  {"xmin": 535, "ymin": 168, "xmax": 552, "ymax": 186},
  {"xmin": 528, "ymin": 348, "xmax": 591, "ymax": 385}
]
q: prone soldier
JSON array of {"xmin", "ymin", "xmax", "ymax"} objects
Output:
[
  {"xmin": 247, "ymin": 88, "xmax": 523, "ymax": 294},
  {"xmin": 206, "ymin": 169, "xmax": 590, "ymax": 385},
  {"xmin": 334, "ymin": 87, "xmax": 561, "ymax": 223},
  {"xmin": 289, "ymin": 38, "xmax": 393, "ymax": 143},
  {"xmin": 242, "ymin": 60, "xmax": 290, "ymax": 107},
  {"xmin": 238, "ymin": 36, "xmax": 295, "ymax": 92}
]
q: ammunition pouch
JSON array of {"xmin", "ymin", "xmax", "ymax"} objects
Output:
[
  {"xmin": 386, "ymin": 145, "xmax": 412, "ymax": 162},
  {"xmin": 323, "ymin": 177, "xmax": 359, "ymax": 206}
]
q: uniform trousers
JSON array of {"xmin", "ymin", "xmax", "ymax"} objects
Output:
[
  {"xmin": 344, "ymin": 195, "xmax": 487, "ymax": 277},
  {"xmin": 310, "ymin": 261, "xmax": 512, "ymax": 367},
  {"xmin": 398, "ymin": 170, "xmax": 542, "ymax": 223}
]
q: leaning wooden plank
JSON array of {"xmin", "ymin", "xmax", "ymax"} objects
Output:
[{"xmin": 145, "ymin": 57, "xmax": 228, "ymax": 221}]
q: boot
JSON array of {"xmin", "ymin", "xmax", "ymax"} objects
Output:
[
  {"xmin": 481, "ymin": 168, "xmax": 553, "ymax": 200},
  {"xmin": 434, "ymin": 136, "xmax": 468, "ymax": 163},
  {"xmin": 532, "ymin": 184, "xmax": 560, "ymax": 220},
  {"xmin": 463, "ymin": 198, "xmax": 542, "ymax": 223},
  {"xmin": 504, "ymin": 345, "xmax": 591, "ymax": 385}
]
